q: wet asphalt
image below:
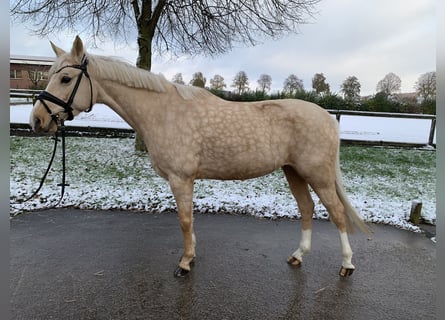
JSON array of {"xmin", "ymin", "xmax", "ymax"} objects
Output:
[{"xmin": 10, "ymin": 209, "xmax": 436, "ymax": 320}]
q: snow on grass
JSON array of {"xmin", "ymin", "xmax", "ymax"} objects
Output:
[{"xmin": 10, "ymin": 136, "xmax": 436, "ymax": 233}]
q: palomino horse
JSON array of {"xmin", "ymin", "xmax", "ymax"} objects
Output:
[{"xmin": 30, "ymin": 36, "xmax": 370, "ymax": 277}]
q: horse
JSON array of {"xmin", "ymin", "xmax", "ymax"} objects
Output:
[{"xmin": 30, "ymin": 36, "xmax": 370, "ymax": 278}]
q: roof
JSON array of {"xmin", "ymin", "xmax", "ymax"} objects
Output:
[{"xmin": 10, "ymin": 54, "xmax": 56, "ymax": 66}]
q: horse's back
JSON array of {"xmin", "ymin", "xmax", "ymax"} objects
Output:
[{"xmin": 203, "ymin": 98, "xmax": 338, "ymax": 152}]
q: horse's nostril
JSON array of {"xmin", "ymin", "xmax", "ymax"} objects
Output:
[{"xmin": 31, "ymin": 117, "xmax": 42, "ymax": 132}]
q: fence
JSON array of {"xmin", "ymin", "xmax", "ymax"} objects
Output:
[
  {"xmin": 10, "ymin": 89, "xmax": 436, "ymax": 147},
  {"xmin": 10, "ymin": 89, "xmax": 41, "ymax": 104},
  {"xmin": 327, "ymin": 109, "xmax": 436, "ymax": 147}
]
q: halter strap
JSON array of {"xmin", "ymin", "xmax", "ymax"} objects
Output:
[{"xmin": 37, "ymin": 54, "xmax": 93, "ymax": 122}]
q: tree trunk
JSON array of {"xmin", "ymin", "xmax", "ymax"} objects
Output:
[
  {"xmin": 133, "ymin": 0, "xmax": 166, "ymax": 152},
  {"xmin": 134, "ymin": 27, "xmax": 153, "ymax": 152}
]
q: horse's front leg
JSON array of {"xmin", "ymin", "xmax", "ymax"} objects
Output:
[{"xmin": 169, "ymin": 175, "xmax": 196, "ymax": 277}]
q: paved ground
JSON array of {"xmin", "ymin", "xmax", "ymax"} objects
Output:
[{"xmin": 10, "ymin": 209, "xmax": 436, "ymax": 320}]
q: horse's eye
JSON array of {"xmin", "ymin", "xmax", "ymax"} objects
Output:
[{"xmin": 61, "ymin": 76, "xmax": 71, "ymax": 84}]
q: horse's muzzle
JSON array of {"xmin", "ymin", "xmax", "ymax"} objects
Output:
[{"xmin": 30, "ymin": 104, "xmax": 58, "ymax": 134}]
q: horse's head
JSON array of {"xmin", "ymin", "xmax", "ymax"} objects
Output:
[{"xmin": 30, "ymin": 36, "xmax": 95, "ymax": 134}]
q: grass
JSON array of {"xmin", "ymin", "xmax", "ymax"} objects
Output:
[
  {"xmin": 339, "ymin": 145, "xmax": 436, "ymax": 199},
  {"xmin": 10, "ymin": 136, "xmax": 436, "ymax": 230}
]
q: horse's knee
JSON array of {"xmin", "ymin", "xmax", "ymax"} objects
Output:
[{"xmin": 179, "ymin": 216, "xmax": 193, "ymax": 232}]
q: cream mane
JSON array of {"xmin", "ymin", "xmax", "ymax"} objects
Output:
[{"xmin": 87, "ymin": 54, "xmax": 214, "ymax": 100}]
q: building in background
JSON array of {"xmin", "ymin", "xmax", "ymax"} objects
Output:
[{"xmin": 10, "ymin": 55, "xmax": 55, "ymax": 89}]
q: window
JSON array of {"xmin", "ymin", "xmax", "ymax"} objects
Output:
[{"xmin": 10, "ymin": 69, "xmax": 22, "ymax": 79}]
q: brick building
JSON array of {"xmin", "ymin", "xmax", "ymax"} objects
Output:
[{"xmin": 10, "ymin": 55, "xmax": 55, "ymax": 89}]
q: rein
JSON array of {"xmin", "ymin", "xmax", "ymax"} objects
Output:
[
  {"xmin": 24, "ymin": 121, "xmax": 69, "ymax": 207},
  {"xmin": 24, "ymin": 54, "xmax": 93, "ymax": 207}
]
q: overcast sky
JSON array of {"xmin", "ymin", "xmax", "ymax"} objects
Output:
[{"xmin": 10, "ymin": 0, "xmax": 435, "ymax": 96}]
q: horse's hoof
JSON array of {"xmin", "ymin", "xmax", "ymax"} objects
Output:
[
  {"xmin": 174, "ymin": 266, "xmax": 190, "ymax": 278},
  {"xmin": 339, "ymin": 266, "xmax": 354, "ymax": 277},
  {"xmin": 287, "ymin": 256, "xmax": 302, "ymax": 267}
]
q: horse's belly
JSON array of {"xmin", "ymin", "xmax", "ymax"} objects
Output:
[
  {"xmin": 197, "ymin": 166, "xmax": 277, "ymax": 180},
  {"xmin": 196, "ymin": 151, "xmax": 282, "ymax": 180}
]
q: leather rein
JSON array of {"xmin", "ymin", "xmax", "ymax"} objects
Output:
[{"xmin": 25, "ymin": 54, "xmax": 93, "ymax": 207}]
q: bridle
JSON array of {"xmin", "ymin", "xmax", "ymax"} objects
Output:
[
  {"xmin": 37, "ymin": 54, "xmax": 93, "ymax": 122},
  {"xmin": 24, "ymin": 54, "xmax": 93, "ymax": 208}
]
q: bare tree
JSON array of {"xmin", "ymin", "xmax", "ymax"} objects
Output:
[
  {"xmin": 189, "ymin": 72, "xmax": 206, "ymax": 88},
  {"xmin": 340, "ymin": 76, "xmax": 361, "ymax": 102},
  {"xmin": 11, "ymin": 0, "xmax": 320, "ymax": 71},
  {"xmin": 11, "ymin": 0, "xmax": 320, "ymax": 150},
  {"xmin": 172, "ymin": 73, "xmax": 185, "ymax": 85},
  {"xmin": 209, "ymin": 74, "xmax": 226, "ymax": 91},
  {"xmin": 257, "ymin": 74, "xmax": 272, "ymax": 93},
  {"xmin": 283, "ymin": 74, "xmax": 304, "ymax": 95},
  {"xmin": 27, "ymin": 69, "xmax": 44, "ymax": 89},
  {"xmin": 376, "ymin": 72, "xmax": 401, "ymax": 95},
  {"xmin": 232, "ymin": 71, "xmax": 249, "ymax": 94},
  {"xmin": 312, "ymin": 73, "xmax": 330, "ymax": 95},
  {"xmin": 414, "ymin": 71, "xmax": 436, "ymax": 102}
]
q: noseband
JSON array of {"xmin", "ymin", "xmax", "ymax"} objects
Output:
[{"xmin": 37, "ymin": 54, "xmax": 93, "ymax": 122}]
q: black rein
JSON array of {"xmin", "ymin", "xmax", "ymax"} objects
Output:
[{"xmin": 24, "ymin": 121, "xmax": 69, "ymax": 207}]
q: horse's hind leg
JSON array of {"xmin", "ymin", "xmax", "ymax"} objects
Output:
[
  {"xmin": 169, "ymin": 175, "xmax": 196, "ymax": 277},
  {"xmin": 282, "ymin": 166, "xmax": 315, "ymax": 267},
  {"xmin": 312, "ymin": 184, "xmax": 355, "ymax": 277}
]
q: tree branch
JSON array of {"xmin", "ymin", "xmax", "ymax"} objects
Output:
[{"xmin": 11, "ymin": 0, "xmax": 321, "ymax": 58}]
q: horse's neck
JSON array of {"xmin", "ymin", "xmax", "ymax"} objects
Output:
[{"xmin": 95, "ymin": 80, "xmax": 162, "ymax": 133}]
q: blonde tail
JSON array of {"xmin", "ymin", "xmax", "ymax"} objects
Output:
[{"xmin": 335, "ymin": 150, "xmax": 371, "ymax": 235}]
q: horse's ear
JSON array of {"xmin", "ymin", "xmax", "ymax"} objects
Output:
[
  {"xmin": 70, "ymin": 35, "xmax": 85, "ymax": 60},
  {"xmin": 50, "ymin": 41, "xmax": 66, "ymax": 57}
]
